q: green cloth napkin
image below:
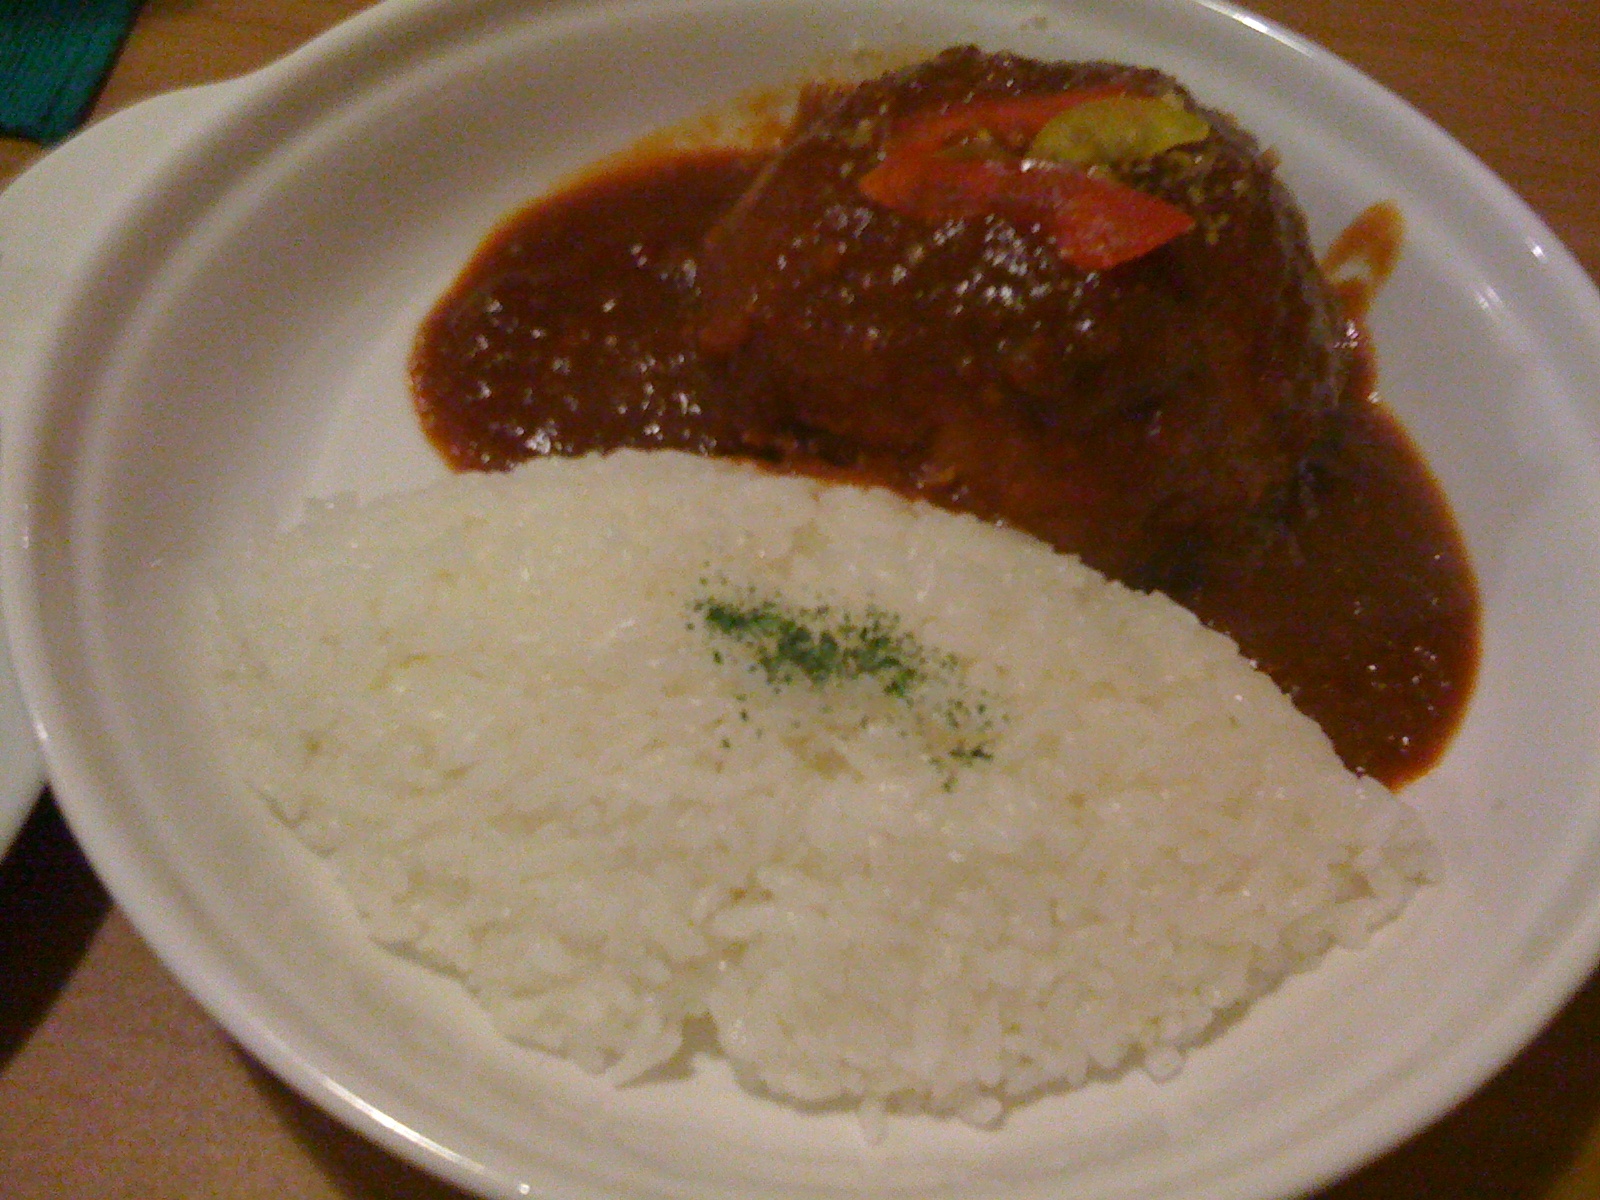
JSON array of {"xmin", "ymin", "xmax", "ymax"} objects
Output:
[{"xmin": 0, "ymin": 0, "xmax": 144, "ymax": 143}]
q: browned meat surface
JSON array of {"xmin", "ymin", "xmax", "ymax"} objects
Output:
[{"xmin": 693, "ymin": 47, "xmax": 1354, "ymax": 590}]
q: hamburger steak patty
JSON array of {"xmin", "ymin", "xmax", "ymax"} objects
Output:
[{"xmin": 693, "ymin": 47, "xmax": 1356, "ymax": 589}]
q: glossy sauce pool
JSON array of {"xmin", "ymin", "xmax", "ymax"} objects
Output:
[{"xmin": 412, "ymin": 152, "xmax": 1478, "ymax": 787}]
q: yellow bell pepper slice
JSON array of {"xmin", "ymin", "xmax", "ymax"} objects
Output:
[{"xmin": 1028, "ymin": 96, "xmax": 1211, "ymax": 166}]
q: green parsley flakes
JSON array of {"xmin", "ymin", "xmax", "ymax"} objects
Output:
[{"xmin": 692, "ymin": 584, "xmax": 1001, "ymax": 786}]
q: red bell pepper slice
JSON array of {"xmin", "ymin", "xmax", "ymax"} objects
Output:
[
  {"xmin": 857, "ymin": 88, "xmax": 1197, "ymax": 271},
  {"xmin": 859, "ymin": 153, "xmax": 1195, "ymax": 271}
]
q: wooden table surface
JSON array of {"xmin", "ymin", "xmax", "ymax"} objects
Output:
[{"xmin": 0, "ymin": 1, "xmax": 1597, "ymax": 1196}]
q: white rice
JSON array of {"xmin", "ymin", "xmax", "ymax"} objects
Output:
[{"xmin": 208, "ymin": 448, "xmax": 1434, "ymax": 1125}]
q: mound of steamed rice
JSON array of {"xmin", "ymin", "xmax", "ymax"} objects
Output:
[{"xmin": 208, "ymin": 448, "xmax": 1435, "ymax": 1127}]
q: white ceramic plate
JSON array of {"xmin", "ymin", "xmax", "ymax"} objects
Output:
[
  {"xmin": 0, "ymin": 89, "xmax": 265, "ymax": 858},
  {"xmin": 6, "ymin": 0, "xmax": 1600, "ymax": 1197},
  {"xmin": 0, "ymin": 111, "xmax": 110, "ymax": 852}
]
